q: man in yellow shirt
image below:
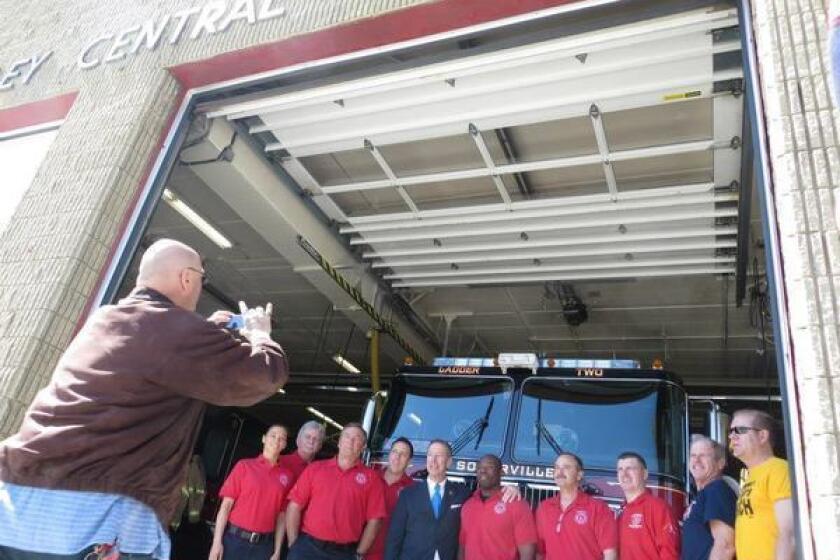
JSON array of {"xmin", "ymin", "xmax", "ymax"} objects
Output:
[{"xmin": 729, "ymin": 409, "xmax": 794, "ymax": 560}]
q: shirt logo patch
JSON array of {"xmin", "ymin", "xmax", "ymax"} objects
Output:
[
  {"xmin": 628, "ymin": 513, "xmax": 644, "ymax": 529},
  {"xmin": 574, "ymin": 510, "xmax": 588, "ymax": 525},
  {"xmin": 494, "ymin": 502, "xmax": 507, "ymax": 515},
  {"xmin": 355, "ymin": 473, "xmax": 368, "ymax": 485},
  {"xmin": 278, "ymin": 474, "xmax": 290, "ymax": 486}
]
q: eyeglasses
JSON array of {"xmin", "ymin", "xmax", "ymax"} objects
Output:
[
  {"xmin": 185, "ymin": 266, "xmax": 208, "ymax": 287},
  {"xmin": 729, "ymin": 426, "xmax": 762, "ymax": 435}
]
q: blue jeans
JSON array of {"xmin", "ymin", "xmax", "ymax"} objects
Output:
[
  {"xmin": 287, "ymin": 534, "xmax": 355, "ymax": 560},
  {"xmin": 0, "ymin": 545, "xmax": 154, "ymax": 560},
  {"xmin": 222, "ymin": 532, "xmax": 274, "ymax": 560}
]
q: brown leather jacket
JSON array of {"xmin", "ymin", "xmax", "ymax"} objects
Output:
[{"xmin": 0, "ymin": 288, "xmax": 289, "ymax": 524}]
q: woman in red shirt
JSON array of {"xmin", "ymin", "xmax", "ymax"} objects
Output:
[
  {"xmin": 365, "ymin": 437, "xmax": 415, "ymax": 560},
  {"xmin": 209, "ymin": 424, "xmax": 294, "ymax": 560}
]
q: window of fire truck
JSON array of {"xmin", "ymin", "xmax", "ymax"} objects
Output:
[
  {"xmin": 513, "ymin": 378, "xmax": 687, "ymax": 483},
  {"xmin": 371, "ymin": 375, "xmax": 514, "ymax": 459}
]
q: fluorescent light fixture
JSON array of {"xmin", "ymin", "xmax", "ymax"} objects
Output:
[
  {"xmin": 311, "ymin": 385, "xmax": 366, "ymax": 393},
  {"xmin": 408, "ymin": 413, "xmax": 423, "ymax": 426},
  {"xmin": 306, "ymin": 406, "xmax": 344, "ymax": 430},
  {"xmin": 333, "ymin": 354, "xmax": 361, "ymax": 374},
  {"xmin": 162, "ymin": 189, "xmax": 233, "ymax": 249}
]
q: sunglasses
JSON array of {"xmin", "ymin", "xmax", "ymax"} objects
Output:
[
  {"xmin": 185, "ymin": 266, "xmax": 208, "ymax": 287},
  {"xmin": 728, "ymin": 426, "xmax": 762, "ymax": 435}
]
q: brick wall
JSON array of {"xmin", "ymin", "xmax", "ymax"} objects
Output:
[{"xmin": 752, "ymin": 0, "xmax": 840, "ymax": 557}]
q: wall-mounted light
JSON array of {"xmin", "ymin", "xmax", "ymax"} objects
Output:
[{"xmin": 162, "ymin": 189, "xmax": 233, "ymax": 249}]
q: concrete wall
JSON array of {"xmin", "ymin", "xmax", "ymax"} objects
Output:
[
  {"xmin": 0, "ymin": 0, "xmax": 430, "ymax": 437},
  {"xmin": 752, "ymin": 0, "xmax": 840, "ymax": 556}
]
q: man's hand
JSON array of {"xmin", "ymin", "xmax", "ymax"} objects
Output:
[
  {"xmin": 208, "ymin": 543, "xmax": 223, "ymax": 560},
  {"xmin": 239, "ymin": 301, "xmax": 273, "ymax": 343},
  {"xmin": 207, "ymin": 310, "xmax": 234, "ymax": 326},
  {"xmin": 269, "ymin": 553, "xmax": 280, "ymax": 560}
]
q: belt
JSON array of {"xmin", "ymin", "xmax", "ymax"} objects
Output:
[
  {"xmin": 227, "ymin": 523, "xmax": 274, "ymax": 544},
  {"xmin": 304, "ymin": 532, "xmax": 358, "ymax": 553}
]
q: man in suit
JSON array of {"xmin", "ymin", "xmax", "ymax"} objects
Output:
[
  {"xmin": 384, "ymin": 439, "xmax": 468, "ymax": 560},
  {"xmin": 385, "ymin": 440, "xmax": 520, "ymax": 560}
]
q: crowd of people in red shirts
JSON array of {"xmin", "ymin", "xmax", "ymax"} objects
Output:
[{"xmin": 214, "ymin": 409, "xmax": 791, "ymax": 560}]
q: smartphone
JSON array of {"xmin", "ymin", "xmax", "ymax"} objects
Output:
[{"xmin": 226, "ymin": 314, "xmax": 244, "ymax": 329}]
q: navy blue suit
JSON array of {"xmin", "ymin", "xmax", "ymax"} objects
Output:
[{"xmin": 384, "ymin": 480, "xmax": 471, "ymax": 560}]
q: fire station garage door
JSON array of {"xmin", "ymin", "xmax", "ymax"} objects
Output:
[{"xmin": 151, "ymin": 1, "xmax": 772, "ymax": 395}]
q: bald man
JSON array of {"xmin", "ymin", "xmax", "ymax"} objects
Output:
[{"xmin": 0, "ymin": 239, "xmax": 289, "ymax": 560}]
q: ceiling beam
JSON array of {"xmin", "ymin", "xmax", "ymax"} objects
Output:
[
  {"xmin": 364, "ymin": 225, "xmax": 738, "ymax": 259},
  {"xmin": 391, "ymin": 265, "xmax": 736, "ymax": 288},
  {"xmin": 341, "ymin": 190, "xmax": 736, "ymax": 234},
  {"xmin": 365, "ymin": 138, "xmax": 421, "ymax": 216},
  {"xmin": 350, "ymin": 205, "xmax": 738, "ymax": 245},
  {"xmin": 184, "ymin": 119, "xmax": 437, "ymax": 363},
  {"xmin": 384, "ymin": 255, "xmax": 736, "ymax": 280},
  {"xmin": 469, "ymin": 123, "xmax": 512, "ymax": 207},
  {"xmin": 324, "ymin": 139, "xmax": 724, "ymax": 195},
  {"xmin": 349, "ymin": 182, "xmax": 718, "ymax": 225},
  {"xmin": 373, "ymin": 238, "xmax": 737, "ymax": 268}
]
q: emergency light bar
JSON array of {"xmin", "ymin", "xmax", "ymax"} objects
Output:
[
  {"xmin": 431, "ymin": 356, "xmax": 641, "ymax": 369},
  {"xmin": 432, "ymin": 357, "xmax": 497, "ymax": 367},
  {"xmin": 541, "ymin": 358, "xmax": 640, "ymax": 369}
]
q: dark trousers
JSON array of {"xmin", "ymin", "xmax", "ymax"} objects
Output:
[
  {"xmin": 0, "ymin": 545, "xmax": 154, "ymax": 560},
  {"xmin": 221, "ymin": 532, "xmax": 274, "ymax": 560},
  {"xmin": 287, "ymin": 534, "xmax": 355, "ymax": 560}
]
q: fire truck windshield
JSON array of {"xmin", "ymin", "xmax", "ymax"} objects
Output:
[
  {"xmin": 514, "ymin": 378, "xmax": 687, "ymax": 483},
  {"xmin": 371, "ymin": 375, "xmax": 514, "ymax": 460}
]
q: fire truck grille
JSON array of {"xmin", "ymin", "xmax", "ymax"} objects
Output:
[{"xmin": 522, "ymin": 484, "xmax": 558, "ymax": 509}]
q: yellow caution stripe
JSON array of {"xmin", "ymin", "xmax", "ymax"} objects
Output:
[{"xmin": 663, "ymin": 90, "xmax": 703, "ymax": 101}]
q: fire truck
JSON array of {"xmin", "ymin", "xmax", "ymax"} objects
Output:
[{"xmin": 362, "ymin": 354, "xmax": 690, "ymax": 518}]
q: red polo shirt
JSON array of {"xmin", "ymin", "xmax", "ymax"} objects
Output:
[
  {"xmin": 365, "ymin": 472, "xmax": 415, "ymax": 560},
  {"xmin": 288, "ymin": 457, "xmax": 386, "ymax": 544},
  {"xmin": 277, "ymin": 451, "xmax": 309, "ymax": 481},
  {"xmin": 459, "ymin": 489, "xmax": 537, "ymax": 560},
  {"xmin": 536, "ymin": 492, "xmax": 618, "ymax": 560},
  {"xmin": 618, "ymin": 491, "xmax": 680, "ymax": 560},
  {"xmin": 219, "ymin": 455, "xmax": 294, "ymax": 533}
]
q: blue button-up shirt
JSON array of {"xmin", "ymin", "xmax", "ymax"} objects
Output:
[{"xmin": 0, "ymin": 482, "xmax": 170, "ymax": 559}]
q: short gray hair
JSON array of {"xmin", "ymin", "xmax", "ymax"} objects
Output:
[
  {"xmin": 428, "ymin": 439, "xmax": 453, "ymax": 457},
  {"xmin": 691, "ymin": 434, "xmax": 726, "ymax": 463},
  {"xmin": 298, "ymin": 420, "xmax": 326, "ymax": 442}
]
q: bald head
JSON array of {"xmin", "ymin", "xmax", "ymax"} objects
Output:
[{"xmin": 136, "ymin": 239, "xmax": 204, "ymax": 311}]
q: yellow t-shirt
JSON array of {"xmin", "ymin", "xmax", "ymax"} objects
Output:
[{"xmin": 735, "ymin": 457, "xmax": 792, "ymax": 560}]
